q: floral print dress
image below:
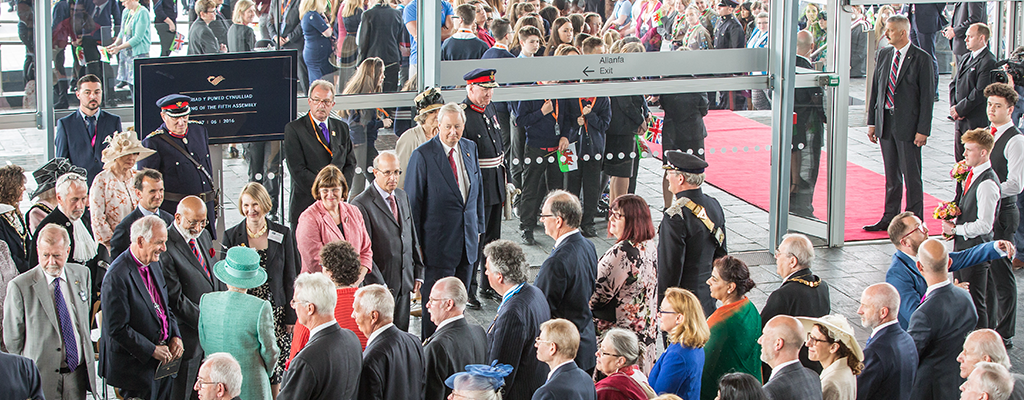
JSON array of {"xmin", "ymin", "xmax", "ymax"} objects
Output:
[{"xmin": 590, "ymin": 240, "xmax": 659, "ymax": 373}]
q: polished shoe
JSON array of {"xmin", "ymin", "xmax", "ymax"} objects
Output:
[
  {"xmin": 1013, "ymin": 258, "xmax": 1024, "ymax": 270},
  {"xmin": 1005, "ymin": 338, "xmax": 1014, "ymax": 349},
  {"xmin": 480, "ymin": 288, "xmax": 502, "ymax": 302},
  {"xmin": 581, "ymin": 226, "xmax": 598, "ymax": 238},
  {"xmin": 934, "ymin": 93, "xmax": 940, "ymax": 102},
  {"xmin": 862, "ymin": 219, "xmax": 891, "ymax": 232},
  {"xmin": 522, "ymin": 230, "xmax": 537, "ymax": 246},
  {"xmin": 467, "ymin": 298, "xmax": 482, "ymax": 310}
]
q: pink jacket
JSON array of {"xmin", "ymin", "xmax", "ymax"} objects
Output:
[{"xmin": 295, "ymin": 200, "xmax": 373, "ymax": 273}]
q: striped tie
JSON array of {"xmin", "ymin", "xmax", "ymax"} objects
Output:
[
  {"xmin": 885, "ymin": 50, "xmax": 901, "ymax": 109},
  {"xmin": 54, "ymin": 278, "xmax": 79, "ymax": 371}
]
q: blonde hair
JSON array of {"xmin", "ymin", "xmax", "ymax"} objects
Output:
[
  {"xmin": 300, "ymin": 0, "xmax": 328, "ymax": 16},
  {"xmin": 340, "ymin": 0, "xmax": 362, "ymax": 18},
  {"xmin": 231, "ymin": 0, "xmax": 255, "ymax": 24},
  {"xmin": 339, "ymin": 57, "xmax": 386, "ymax": 119},
  {"xmin": 664, "ymin": 288, "xmax": 710, "ymax": 348},
  {"xmin": 237, "ymin": 182, "xmax": 274, "ymax": 217},
  {"xmin": 540, "ymin": 319, "xmax": 580, "ymax": 360}
]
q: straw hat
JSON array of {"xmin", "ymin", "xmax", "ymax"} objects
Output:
[
  {"xmin": 101, "ymin": 130, "xmax": 156, "ymax": 169},
  {"xmin": 796, "ymin": 314, "xmax": 864, "ymax": 362},
  {"xmin": 213, "ymin": 246, "xmax": 268, "ymax": 289}
]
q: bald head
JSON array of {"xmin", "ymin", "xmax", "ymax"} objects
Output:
[
  {"xmin": 917, "ymin": 239, "xmax": 951, "ymax": 283},
  {"xmin": 759, "ymin": 315, "xmax": 804, "ymax": 367},
  {"xmin": 796, "ymin": 30, "xmax": 814, "ymax": 56},
  {"xmin": 371, "ymin": 151, "xmax": 401, "ymax": 193},
  {"xmin": 174, "ymin": 195, "xmax": 208, "ymax": 240},
  {"xmin": 960, "ymin": 329, "xmax": 1010, "ymax": 379},
  {"xmin": 859, "ymin": 283, "xmax": 900, "ymax": 329}
]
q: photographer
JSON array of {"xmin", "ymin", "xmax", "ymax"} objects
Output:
[{"xmin": 994, "ymin": 46, "xmax": 1024, "ymax": 126}]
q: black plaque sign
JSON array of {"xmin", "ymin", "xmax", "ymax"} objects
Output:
[{"xmin": 134, "ymin": 50, "xmax": 297, "ymax": 144}]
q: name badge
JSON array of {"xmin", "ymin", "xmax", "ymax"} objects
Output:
[{"xmin": 268, "ymin": 230, "xmax": 284, "ymax": 243}]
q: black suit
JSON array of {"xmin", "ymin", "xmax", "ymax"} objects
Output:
[
  {"xmin": 535, "ymin": 232, "xmax": 598, "ymax": 373},
  {"xmin": 950, "ymin": 3, "xmax": 986, "ymax": 57},
  {"xmin": 761, "ymin": 268, "xmax": 830, "ymax": 376},
  {"xmin": 487, "ymin": 283, "xmax": 551, "ymax": 400},
  {"xmin": 222, "ymin": 220, "xmax": 300, "ymax": 324},
  {"xmin": 357, "ymin": 4, "xmax": 404, "ymax": 91},
  {"xmin": 159, "ymin": 226, "xmax": 225, "ymax": 400},
  {"xmin": 283, "ymin": 113, "xmax": 357, "ymax": 231},
  {"xmin": 867, "ymin": 44, "xmax": 935, "ymax": 220},
  {"xmin": 352, "ymin": 184, "xmax": 422, "ymax": 331},
  {"xmin": 110, "ymin": 207, "xmax": 175, "ymax": 261},
  {"xmin": 908, "ymin": 283, "xmax": 978, "ymax": 400},
  {"xmin": 99, "ymin": 250, "xmax": 181, "ymax": 399},
  {"xmin": 857, "ymin": 323, "xmax": 918, "ymax": 400},
  {"xmin": 423, "ymin": 318, "xmax": 487, "ymax": 400},
  {"xmin": 908, "ymin": 3, "xmax": 946, "ymax": 98},
  {"xmin": 32, "ymin": 207, "xmax": 109, "ymax": 303},
  {"xmin": 0, "ymin": 352, "xmax": 45, "ymax": 400},
  {"xmin": 532, "ymin": 361, "xmax": 597, "ymax": 400},
  {"xmin": 950, "ymin": 49, "xmax": 997, "ymax": 161},
  {"xmin": 267, "ymin": 0, "xmax": 307, "ymax": 91},
  {"xmin": 658, "ymin": 188, "xmax": 727, "ymax": 317},
  {"xmin": 762, "ymin": 362, "xmax": 823, "ymax": 400},
  {"xmin": 359, "ymin": 325, "xmax": 425, "ymax": 400},
  {"xmin": 279, "ymin": 323, "xmax": 362, "ymax": 400}
]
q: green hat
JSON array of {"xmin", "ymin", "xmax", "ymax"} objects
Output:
[{"xmin": 213, "ymin": 246, "xmax": 267, "ymax": 289}]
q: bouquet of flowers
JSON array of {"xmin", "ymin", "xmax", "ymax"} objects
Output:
[
  {"xmin": 934, "ymin": 201, "xmax": 961, "ymax": 220},
  {"xmin": 950, "ymin": 161, "xmax": 972, "ymax": 182}
]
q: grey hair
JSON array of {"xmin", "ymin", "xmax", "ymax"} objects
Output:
[
  {"xmin": 483, "ymin": 240, "xmax": 528, "ymax": 284},
  {"xmin": 887, "ymin": 14, "xmax": 910, "ymax": 32},
  {"xmin": 680, "ymin": 171, "xmax": 705, "ymax": 187},
  {"xmin": 972, "ymin": 362, "xmax": 1013, "ymax": 400},
  {"xmin": 294, "ymin": 273, "xmax": 337, "ymax": 317},
  {"xmin": 130, "ymin": 215, "xmax": 167, "ymax": 243},
  {"xmin": 863, "ymin": 282, "xmax": 900, "ymax": 318},
  {"xmin": 781, "ymin": 233, "xmax": 814, "ymax": 268},
  {"xmin": 308, "ymin": 79, "xmax": 336, "ymax": 97},
  {"xmin": 543, "ymin": 190, "xmax": 582, "ymax": 229},
  {"xmin": 37, "ymin": 223, "xmax": 70, "ymax": 249},
  {"xmin": 756, "ymin": 11, "xmax": 769, "ymax": 20},
  {"xmin": 435, "ymin": 277, "xmax": 468, "ymax": 311},
  {"xmin": 55, "ymin": 172, "xmax": 87, "ymax": 197},
  {"xmin": 967, "ymin": 329, "xmax": 1012, "ymax": 370},
  {"xmin": 602, "ymin": 328, "xmax": 641, "ymax": 366},
  {"xmin": 437, "ymin": 102, "xmax": 467, "ymax": 125},
  {"xmin": 372, "ymin": 151, "xmax": 398, "ymax": 171},
  {"xmin": 203, "ymin": 352, "xmax": 243, "ymax": 398},
  {"xmin": 355, "ymin": 284, "xmax": 395, "ymax": 321}
]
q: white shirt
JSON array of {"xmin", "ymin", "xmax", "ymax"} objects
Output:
[
  {"xmin": 366, "ymin": 322, "xmax": 396, "ymax": 348},
  {"xmin": 440, "ymin": 141, "xmax": 469, "ymax": 201},
  {"xmin": 546, "ymin": 360, "xmax": 574, "ymax": 382},
  {"xmin": 956, "ymin": 161, "xmax": 1001, "ymax": 239},
  {"xmin": 139, "ymin": 205, "xmax": 156, "ymax": 216},
  {"xmin": 992, "ymin": 122, "xmax": 1024, "ymax": 198},
  {"xmin": 553, "ymin": 229, "xmax": 580, "ymax": 249},
  {"xmin": 890, "ymin": 41, "xmax": 911, "ymax": 81},
  {"xmin": 769, "ymin": 359, "xmax": 801, "ymax": 381},
  {"xmin": 46, "ymin": 268, "xmax": 84, "ymax": 363},
  {"xmin": 308, "ymin": 320, "xmax": 337, "ymax": 341},
  {"xmin": 870, "ymin": 320, "xmax": 899, "ymax": 338},
  {"xmin": 923, "ymin": 280, "xmax": 951, "ymax": 299},
  {"xmin": 435, "ymin": 314, "xmax": 465, "ymax": 332}
]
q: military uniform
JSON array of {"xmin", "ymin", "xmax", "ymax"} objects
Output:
[
  {"xmin": 656, "ymin": 151, "xmax": 727, "ymax": 317},
  {"xmin": 713, "ymin": 6, "xmax": 746, "ymax": 110},
  {"xmin": 138, "ymin": 122, "xmax": 216, "ymax": 231}
]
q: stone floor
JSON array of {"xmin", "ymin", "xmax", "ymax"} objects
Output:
[{"xmin": 5, "ymin": 72, "xmax": 1024, "ymax": 399}]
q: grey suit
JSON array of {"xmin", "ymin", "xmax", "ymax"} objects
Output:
[
  {"xmin": 159, "ymin": 226, "xmax": 225, "ymax": 400},
  {"xmin": 763, "ymin": 362, "xmax": 823, "ymax": 400},
  {"xmin": 3, "ymin": 264, "xmax": 96, "ymax": 400},
  {"xmin": 188, "ymin": 19, "xmax": 220, "ymax": 55}
]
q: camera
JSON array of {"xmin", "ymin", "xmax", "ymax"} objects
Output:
[{"xmin": 991, "ymin": 59, "xmax": 1024, "ymax": 85}]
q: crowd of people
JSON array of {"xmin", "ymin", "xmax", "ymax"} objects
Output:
[{"xmin": 5, "ymin": 1, "xmax": 1024, "ymax": 400}]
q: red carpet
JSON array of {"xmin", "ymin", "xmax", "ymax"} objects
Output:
[{"xmin": 696, "ymin": 110, "xmax": 945, "ymax": 242}]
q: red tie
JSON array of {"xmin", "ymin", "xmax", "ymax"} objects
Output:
[
  {"xmin": 189, "ymin": 239, "xmax": 210, "ymax": 279},
  {"xmin": 993, "ymin": 126, "xmax": 999, "ymax": 135},
  {"xmin": 448, "ymin": 148, "xmax": 460, "ymax": 188},
  {"xmin": 964, "ymin": 171, "xmax": 974, "ymax": 190},
  {"xmin": 885, "ymin": 50, "xmax": 901, "ymax": 109},
  {"xmin": 387, "ymin": 195, "xmax": 400, "ymax": 225}
]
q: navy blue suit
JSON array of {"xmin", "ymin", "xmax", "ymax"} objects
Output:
[
  {"xmin": 138, "ymin": 123, "xmax": 216, "ymax": 233},
  {"xmin": 99, "ymin": 249, "xmax": 182, "ymax": 398},
  {"xmin": 907, "ymin": 3, "xmax": 946, "ymax": 97},
  {"xmin": 535, "ymin": 232, "xmax": 598, "ymax": 373},
  {"xmin": 908, "ymin": 283, "xmax": 977, "ymax": 400},
  {"xmin": 406, "ymin": 135, "xmax": 485, "ymax": 337},
  {"xmin": 886, "ymin": 242, "xmax": 1004, "ymax": 329},
  {"xmin": 110, "ymin": 207, "xmax": 175, "ymax": 261},
  {"xmin": 857, "ymin": 323, "xmax": 918, "ymax": 400},
  {"xmin": 488, "ymin": 283, "xmax": 551, "ymax": 400},
  {"xmin": 54, "ymin": 110, "xmax": 122, "ymax": 184},
  {"xmin": 532, "ymin": 361, "xmax": 597, "ymax": 400},
  {"xmin": 0, "ymin": 352, "xmax": 44, "ymax": 400}
]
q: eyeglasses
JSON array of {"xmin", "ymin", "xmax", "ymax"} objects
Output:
[
  {"xmin": 289, "ymin": 299, "xmax": 310, "ymax": 307},
  {"xmin": 608, "ymin": 210, "xmax": 624, "ymax": 221},
  {"xmin": 196, "ymin": 379, "xmax": 221, "ymax": 386},
  {"xmin": 309, "ymin": 97, "xmax": 336, "ymax": 106},
  {"xmin": 376, "ymin": 169, "xmax": 403, "ymax": 177},
  {"xmin": 426, "ymin": 296, "xmax": 449, "ymax": 305},
  {"xmin": 901, "ymin": 224, "xmax": 927, "ymax": 242},
  {"xmin": 539, "ymin": 214, "xmax": 556, "ymax": 219},
  {"xmin": 806, "ymin": 333, "xmax": 832, "ymax": 346},
  {"xmin": 535, "ymin": 337, "xmax": 553, "ymax": 344},
  {"xmin": 656, "ymin": 310, "xmax": 678, "ymax": 315},
  {"xmin": 183, "ymin": 218, "xmax": 208, "ymax": 228},
  {"xmin": 599, "ymin": 351, "xmax": 623, "ymax": 358}
]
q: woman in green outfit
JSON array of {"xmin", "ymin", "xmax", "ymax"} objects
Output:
[
  {"xmin": 701, "ymin": 255, "xmax": 763, "ymax": 400},
  {"xmin": 198, "ymin": 246, "xmax": 280, "ymax": 400}
]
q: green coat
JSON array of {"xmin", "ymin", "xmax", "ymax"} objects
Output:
[
  {"xmin": 701, "ymin": 297, "xmax": 763, "ymax": 400},
  {"xmin": 199, "ymin": 291, "xmax": 279, "ymax": 400}
]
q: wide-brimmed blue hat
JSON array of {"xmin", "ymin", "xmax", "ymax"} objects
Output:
[
  {"xmin": 213, "ymin": 246, "xmax": 267, "ymax": 289},
  {"xmin": 445, "ymin": 361, "xmax": 513, "ymax": 392}
]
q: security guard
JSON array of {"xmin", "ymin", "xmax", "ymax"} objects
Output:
[
  {"xmin": 139, "ymin": 94, "xmax": 218, "ymax": 236},
  {"xmin": 657, "ymin": 150, "xmax": 727, "ymax": 317},
  {"xmin": 713, "ymin": 0, "xmax": 746, "ymax": 110},
  {"xmin": 461, "ymin": 68, "xmax": 509, "ymax": 306}
]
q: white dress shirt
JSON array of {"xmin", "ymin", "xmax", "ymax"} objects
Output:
[
  {"xmin": 870, "ymin": 319, "xmax": 899, "ymax": 338},
  {"xmin": 553, "ymin": 229, "xmax": 580, "ymax": 249},
  {"xmin": 435, "ymin": 314, "xmax": 465, "ymax": 332},
  {"xmin": 366, "ymin": 322, "xmax": 396, "ymax": 348},
  {"xmin": 890, "ymin": 42, "xmax": 910, "ymax": 81},
  {"xmin": 923, "ymin": 280, "xmax": 951, "ymax": 299},
  {"xmin": 440, "ymin": 141, "xmax": 469, "ymax": 201},
  {"xmin": 769, "ymin": 359, "xmax": 801, "ymax": 381},
  {"xmin": 993, "ymin": 122, "xmax": 1024, "ymax": 198},
  {"xmin": 46, "ymin": 268, "xmax": 84, "ymax": 363},
  {"xmin": 546, "ymin": 360, "xmax": 574, "ymax": 382},
  {"xmin": 307, "ymin": 320, "xmax": 337, "ymax": 341},
  {"xmin": 956, "ymin": 161, "xmax": 1000, "ymax": 239}
]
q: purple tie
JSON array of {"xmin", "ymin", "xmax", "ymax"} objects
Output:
[
  {"xmin": 319, "ymin": 122, "xmax": 330, "ymax": 145},
  {"xmin": 54, "ymin": 278, "xmax": 79, "ymax": 371}
]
